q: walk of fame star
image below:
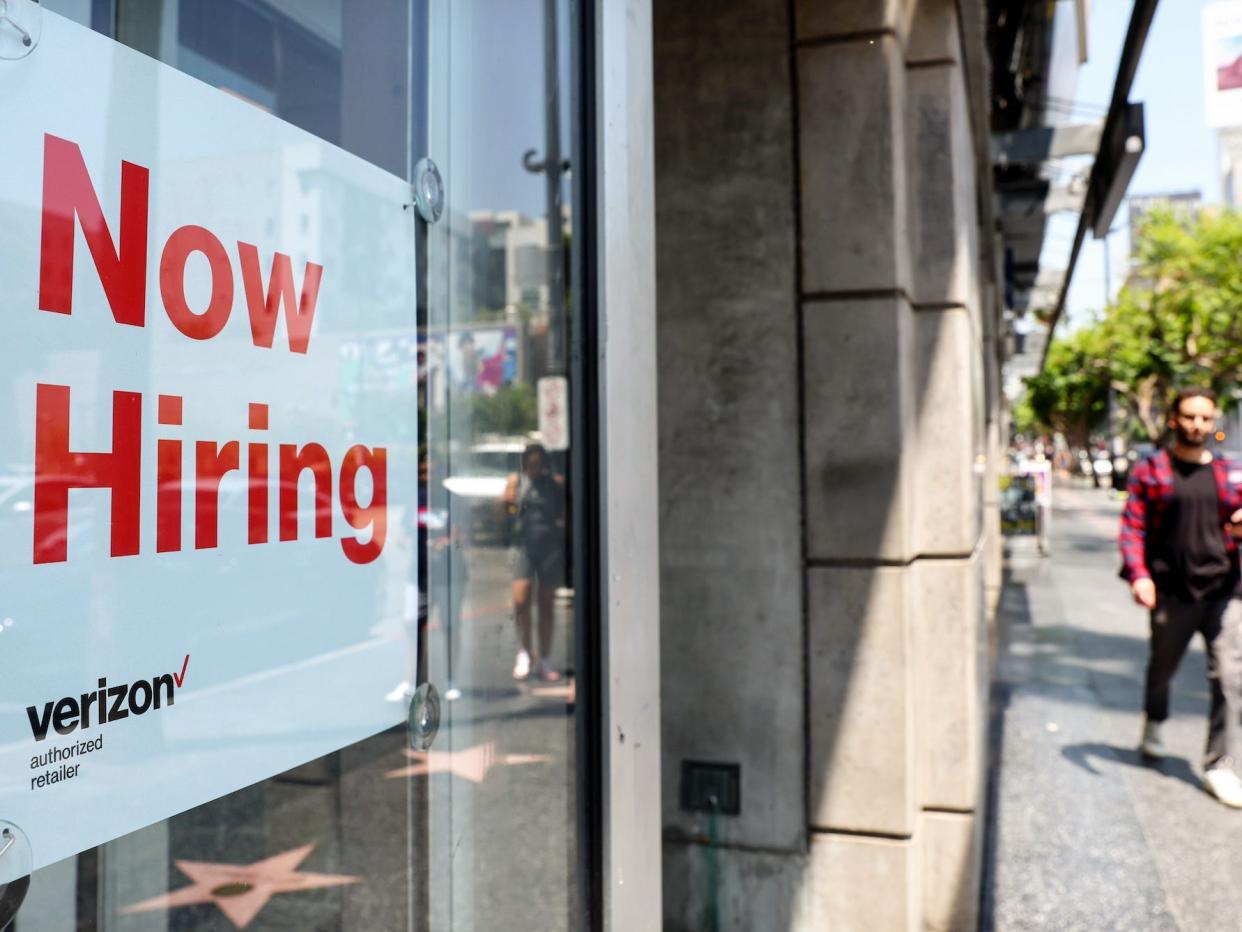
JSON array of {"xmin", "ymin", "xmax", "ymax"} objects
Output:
[
  {"xmin": 385, "ymin": 740, "xmax": 550, "ymax": 782},
  {"xmin": 121, "ymin": 843, "xmax": 359, "ymax": 929}
]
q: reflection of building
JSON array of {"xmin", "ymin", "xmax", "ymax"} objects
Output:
[
  {"xmin": 120, "ymin": 0, "xmax": 413, "ymax": 179},
  {"xmin": 468, "ymin": 209, "xmax": 570, "ymax": 312}
]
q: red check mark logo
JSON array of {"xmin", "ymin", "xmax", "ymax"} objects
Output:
[{"xmin": 173, "ymin": 654, "xmax": 190, "ymax": 688}]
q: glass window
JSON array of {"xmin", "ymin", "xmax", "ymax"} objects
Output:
[
  {"xmin": 3, "ymin": 0, "xmax": 590, "ymax": 929},
  {"xmin": 8, "ymin": 2, "xmax": 424, "ymax": 929},
  {"xmin": 115, "ymin": 0, "xmax": 418, "ymax": 180},
  {"xmin": 39, "ymin": 0, "xmax": 108, "ymax": 32},
  {"xmin": 423, "ymin": 0, "xmax": 584, "ymax": 926}
]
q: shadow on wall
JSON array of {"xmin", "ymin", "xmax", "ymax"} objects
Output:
[
  {"xmin": 655, "ymin": 0, "xmax": 997, "ymax": 929},
  {"xmin": 659, "ymin": 140, "xmax": 987, "ymax": 932}
]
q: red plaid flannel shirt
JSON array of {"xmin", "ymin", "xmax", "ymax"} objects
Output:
[{"xmin": 1118, "ymin": 449, "xmax": 1242, "ymax": 583}]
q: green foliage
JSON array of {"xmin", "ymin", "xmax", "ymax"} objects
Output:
[
  {"xmin": 1029, "ymin": 207, "xmax": 1242, "ymax": 442},
  {"xmin": 1022, "ymin": 325, "xmax": 1110, "ymax": 447},
  {"xmin": 470, "ymin": 383, "xmax": 537, "ymax": 435},
  {"xmin": 1011, "ymin": 393, "xmax": 1039, "ymax": 436}
]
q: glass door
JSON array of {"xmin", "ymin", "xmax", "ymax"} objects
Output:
[
  {"xmin": 1, "ymin": 2, "xmax": 429, "ymax": 929},
  {"xmin": 422, "ymin": 0, "xmax": 590, "ymax": 928}
]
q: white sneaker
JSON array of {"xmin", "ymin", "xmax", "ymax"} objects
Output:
[
  {"xmin": 1140, "ymin": 721, "xmax": 1167, "ymax": 758},
  {"xmin": 535, "ymin": 658, "xmax": 562, "ymax": 682},
  {"xmin": 512, "ymin": 650, "xmax": 532, "ymax": 681},
  {"xmin": 1203, "ymin": 765, "xmax": 1242, "ymax": 808},
  {"xmin": 385, "ymin": 680, "xmax": 412, "ymax": 703}
]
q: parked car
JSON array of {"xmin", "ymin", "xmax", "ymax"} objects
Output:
[{"xmin": 441, "ymin": 438, "xmax": 527, "ymax": 545}]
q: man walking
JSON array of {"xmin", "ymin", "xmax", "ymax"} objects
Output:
[{"xmin": 1119, "ymin": 387, "xmax": 1242, "ymax": 807}]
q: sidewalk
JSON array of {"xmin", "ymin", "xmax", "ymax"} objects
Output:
[{"xmin": 982, "ymin": 482, "xmax": 1242, "ymax": 932}]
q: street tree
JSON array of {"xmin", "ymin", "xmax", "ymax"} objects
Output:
[
  {"xmin": 1104, "ymin": 207, "xmax": 1242, "ymax": 437},
  {"xmin": 1022, "ymin": 323, "xmax": 1109, "ymax": 448},
  {"xmin": 1028, "ymin": 207, "xmax": 1242, "ymax": 442}
]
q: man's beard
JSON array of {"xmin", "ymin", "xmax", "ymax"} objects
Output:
[{"xmin": 1175, "ymin": 425, "xmax": 1207, "ymax": 448}]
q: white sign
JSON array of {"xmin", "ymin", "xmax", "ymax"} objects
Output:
[
  {"xmin": 1204, "ymin": 2, "xmax": 1242, "ymax": 128},
  {"xmin": 0, "ymin": 12, "xmax": 417, "ymax": 879},
  {"xmin": 538, "ymin": 376, "xmax": 570, "ymax": 452}
]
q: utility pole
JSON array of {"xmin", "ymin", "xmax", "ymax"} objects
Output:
[{"xmin": 523, "ymin": 0, "xmax": 567, "ymax": 377}]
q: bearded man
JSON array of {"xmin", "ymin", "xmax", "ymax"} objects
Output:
[{"xmin": 1119, "ymin": 387, "xmax": 1242, "ymax": 807}]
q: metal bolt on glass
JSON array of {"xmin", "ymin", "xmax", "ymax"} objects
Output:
[
  {"xmin": 412, "ymin": 158, "xmax": 443, "ymax": 223},
  {"xmin": 0, "ymin": 823, "xmax": 31, "ymax": 882},
  {"xmin": 0, "ymin": 821, "xmax": 31, "ymax": 931},
  {"xmin": 0, "ymin": 0, "xmax": 39, "ymax": 59},
  {"xmin": 408, "ymin": 682, "xmax": 441, "ymax": 751}
]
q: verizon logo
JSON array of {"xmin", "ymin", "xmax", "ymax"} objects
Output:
[{"xmin": 26, "ymin": 655, "xmax": 189, "ymax": 742}]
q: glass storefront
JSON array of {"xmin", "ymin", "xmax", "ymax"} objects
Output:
[{"xmin": 1, "ymin": 0, "xmax": 591, "ymax": 928}]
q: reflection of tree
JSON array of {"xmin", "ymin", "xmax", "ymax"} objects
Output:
[{"xmin": 470, "ymin": 384, "xmax": 537, "ymax": 436}]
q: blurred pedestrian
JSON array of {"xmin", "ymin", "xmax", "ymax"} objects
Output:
[
  {"xmin": 1119, "ymin": 387, "xmax": 1242, "ymax": 807},
  {"xmin": 504, "ymin": 443, "xmax": 565, "ymax": 682}
]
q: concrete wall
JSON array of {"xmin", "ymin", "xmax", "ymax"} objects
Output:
[
  {"xmin": 655, "ymin": 0, "xmax": 1000, "ymax": 928},
  {"xmin": 655, "ymin": 0, "xmax": 805, "ymax": 860}
]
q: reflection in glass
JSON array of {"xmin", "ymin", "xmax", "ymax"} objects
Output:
[
  {"xmin": 11, "ymin": 2, "xmax": 422, "ymax": 929},
  {"xmin": 424, "ymin": 0, "xmax": 581, "ymax": 927},
  {"xmin": 10, "ymin": 0, "xmax": 584, "ymax": 929}
]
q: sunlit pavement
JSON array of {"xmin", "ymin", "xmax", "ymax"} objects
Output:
[{"xmin": 983, "ymin": 482, "xmax": 1242, "ymax": 932}]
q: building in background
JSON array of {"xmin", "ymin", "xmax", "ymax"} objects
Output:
[{"xmin": 1205, "ymin": 3, "xmax": 1242, "ymax": 206}]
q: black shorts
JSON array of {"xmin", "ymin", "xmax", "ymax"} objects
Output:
[{"xmin": 512, "ymin": 544, "xmax": 565, "ymax": 586}]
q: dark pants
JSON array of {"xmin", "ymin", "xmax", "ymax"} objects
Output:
[{"xmin": 1145, "ymin": 594, "xmax": 1242, "ymax": 770}]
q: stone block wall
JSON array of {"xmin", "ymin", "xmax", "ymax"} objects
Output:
[{"xmin": 656, "ymin": 0, "xmax": 1001, "ymax": 928}]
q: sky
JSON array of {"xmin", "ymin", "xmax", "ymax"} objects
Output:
[{"xmin": 1048, "ymin": 0, "xmax": 1226, "ymax": 328}]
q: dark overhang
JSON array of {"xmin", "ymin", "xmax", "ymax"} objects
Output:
[
  {"xmin": 986, "ymin": 0, "xmax": 1157, "ymax": 369},
  {"xmin": 1038, "ymin": 0, "xmax": 1159, "ymax": 367}
]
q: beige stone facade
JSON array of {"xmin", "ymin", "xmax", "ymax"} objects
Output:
[{"xmin": 656, "ymin": 0, "xmax": 1003, "ymax": 928}]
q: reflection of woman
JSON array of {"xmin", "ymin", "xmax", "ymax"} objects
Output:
[{"xmin": 504, "ymin": 443, "xmax": 565, "ymax": 681}]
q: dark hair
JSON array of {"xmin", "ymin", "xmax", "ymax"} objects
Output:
[
  {"xmin": 522, "ymin": 443, "xmax": 549, "ymax": 468},
  {"xmin": 1170, "ymin": 386, "xmax": 1217, "ymax": 417}
]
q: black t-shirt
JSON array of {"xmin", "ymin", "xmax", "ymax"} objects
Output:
[
  {"xmin": 515, "ymin": 473, "xmax": 565, "ymax": 553},
  {"xmin": 1149, "ymin": 457, "xmax": 1236, "ymax": 601}
]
